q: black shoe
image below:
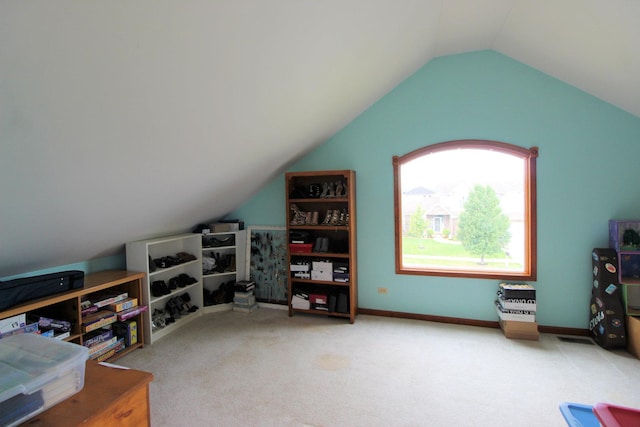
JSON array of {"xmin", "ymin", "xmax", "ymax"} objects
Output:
[
  {"xmin": 152, "ymin": 280, "xmax": 170, "ymax": 297},
  {"xmin": 148, "ymin": 256, "xmax": 157, "ymax": 272}
]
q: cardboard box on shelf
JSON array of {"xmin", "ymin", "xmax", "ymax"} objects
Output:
[
  {"xmin": 290, "ymin": 243, "xmax": 313, "ymax": 254},
  {"xmin": 312, "ymin": 261, "xmax": 332, "ymax": 271},
  {"xmin": 209, "ymin": 223, "xmax": 239, "ymax": 232},
  {"xmin": 311, "ymin": 270, "xmax": 332, "ymax": 281}
]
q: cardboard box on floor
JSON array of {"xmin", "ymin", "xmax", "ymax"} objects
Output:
[
  {"xmin": 626, "ymin": 315, "xmax": 640, "ymax": 359},
  {"xmin": 499, "ymin": 319, "xmax": 539, "ymax": 341}
]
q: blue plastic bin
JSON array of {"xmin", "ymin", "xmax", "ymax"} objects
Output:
[{"xmin": 559, "ymin": 402, "xmax": 601, "ymax": 427}]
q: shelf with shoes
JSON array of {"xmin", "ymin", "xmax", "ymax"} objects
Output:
[
  {"xmin": 285, "ymin": 170, "xmax": 357, "ymax": 323},
  {"xmin": 201, "ymin": 230, "xmax": 247, "ymax": 314},
  {"xmin": 126, "ymin": 233, "xmax": 203, "ymax": 344}
]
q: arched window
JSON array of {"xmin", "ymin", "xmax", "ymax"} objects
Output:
[{"xmin": 393, "ymin": 140, "xmax": 538, "ymax": 280}]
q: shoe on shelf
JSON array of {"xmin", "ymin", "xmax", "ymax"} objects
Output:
[
  {"xmin": 319, "ymin": 237, "xmax": 330, "ymax": 253},
  {"xmin": 152, "ymin": 280, "xmax": 171, "ymax": 297},
  {"xmin": 290, "ymin": 204, "xmax": 307, "ymax": 225},
  {"xmin": 329, "ymin": 209, "xmax": 340, "ymax": 225},
  {"xmin": 327, "ymin": 182, "xmax": 335, "ymax": 197},
  {"xmin": 322, "ymin": 210, "xmax": 332, "ymax": 225},
  {"xmin": 176, "ymin": 252, "xmax": 197, "ymax": 262},
  {"xmin": 320, "ymin": 182, "xmax": 329, "ymax": 198}
]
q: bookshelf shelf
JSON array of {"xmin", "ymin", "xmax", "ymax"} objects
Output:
[
  {"xmin": 126, "ymin": 233, "xmax": 203, "ymax": 345},
  {"xmin": 286, "ymin": 170, "xmax": 358, "ymax": 323},
  {"xmin": 0, "ymin": 270, "xmax": 146, "ymax": 363}
]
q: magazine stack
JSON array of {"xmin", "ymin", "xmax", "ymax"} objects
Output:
[
  {"xmin": 233, "ymin": 280, "xmax": 257, "ymax": 312},
  {"xmin": 496, "ymin": 282, "xmax": 538, "ymax": 340}
]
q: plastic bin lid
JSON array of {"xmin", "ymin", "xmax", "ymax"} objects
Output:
[
  {"xmin": 594, "ymin": 402, "xmax": 640, "ymax": 427},
  {"xmin": 559, "ymin": 402, "xmax": 600, "ymax": 427},
  {"xmin": 0, "ymin": 333, "xmax": 89, "ymax": 403}
]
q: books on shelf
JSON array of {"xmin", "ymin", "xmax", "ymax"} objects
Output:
[
  {"xmin": 106, "ymin": 297, "xmax": 138, "ymax": 313},
  {"xmin": 88, "ymin": 336, "xmax": 118, "ymax": 358},
  {"xmin": 82, "ymin": 310, "xmax": 117, "ymax": 333},
  {"xmin": 88, "ymin": 337, "xmax": 125, "ymax": 360},
  {"xmin": 83, "ymin": 329, "xmax": 114, "ymax": 348},
  {"xmin": 39, "ymin": 328, "xmax": 70, "ymax": 340},
  {"xmin": 90, "ymin": 291, "xmax": 129, "ymax": 308},
  {"xmin": 0, "ymin": 323, "xmax": 39, "ymax": 339},
  {"xmin": 0, "ymin": 313, "xmax": 26, "ymax": 334},
  {"xmin": 35, "ymin": 316, "xmax": 71, "ymax": 333},
  {"xmin": 81, "ymin": 305, "xmax": 98, "ymax": 316},
  {"xmin": 116, "ymin": 305, "xmax": 148, "ymax": 322},
  {"xmin": 53, "ymin": 331, "xmax": 70, "ymax": 340},
  {"xmin": 112, "ymin": 320, "xmax": 137, "ymax": 347}
]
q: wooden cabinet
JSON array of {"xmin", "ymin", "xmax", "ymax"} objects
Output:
[
  {"xmin": 24, "ymin": 360, "xmax": 153, "ymax": 427},
  {"xmin": 125, "ymin": 233, "xmax": 203, "ymax": 344},
  {"xmin": 286, "ymin": 170, "xmax": 357, "ymax": 323},
  {"xmin": 0, "ymin": 270, "xmax": 145, "ymax": 363}
]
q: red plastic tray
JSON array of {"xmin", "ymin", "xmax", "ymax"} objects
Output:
[{"xmin": 594, "ymin": 402, "xmax": 640, "ymax": 427}]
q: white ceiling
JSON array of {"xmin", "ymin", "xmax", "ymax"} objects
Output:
[{"xmin": 1, "ymin": 0, "xmax": 639, "ymax": 277}]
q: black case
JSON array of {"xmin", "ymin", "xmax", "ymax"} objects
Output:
[
  {"xmin": 0, "ymin": 270, "xmax": 84, "ymax": 311},
  {"xmin": 590, "ymin": 249, "xmax": 626, "ymax": 348}
]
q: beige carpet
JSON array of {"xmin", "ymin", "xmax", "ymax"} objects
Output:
[{"xmin": 118, "ymin": 307, "xmax": 640, "ymax": 427}]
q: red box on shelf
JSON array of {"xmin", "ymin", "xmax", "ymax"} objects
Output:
[
  {"xmin": 309, "ymin": 294, "xmax": 328, "ymax": 305},
  {"xmin": 289, "ymin": 243, "xmax": 313, "ymax": 253}
]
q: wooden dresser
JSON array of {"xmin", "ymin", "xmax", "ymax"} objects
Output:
[{"xmin": 23, "ymin": 360, "xmax": 153, "ymax": 426}]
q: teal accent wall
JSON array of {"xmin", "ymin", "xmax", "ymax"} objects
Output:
[
  {"xmin": 229, "ymin": 50, "xmax": 640, "ymax": 329},
  {"xmin": 0, "ymin": 254, "xmax": 125, "ymax": 281}
]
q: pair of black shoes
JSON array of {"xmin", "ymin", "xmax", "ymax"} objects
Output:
[
  {"xmin": 203, "ymin": 236, "xmax": 235, "ymax": 248},
  {"xmin": 152, "ymin": 274, "xmax": 198, "ymax": 297},
  {"xmin": 165, "ymin": 293, "xmax": 198, "ymax": 318},
  {"xmin": 153, "ymin": 252, "xmax": 197, "ymax": 269},
  {"xmin": 151, "ymin": 280, "xmax": 171, "ymax": 297},
  {"xmin": 169, "ymin": 274, "xmax": 197, "ymax": 289}
]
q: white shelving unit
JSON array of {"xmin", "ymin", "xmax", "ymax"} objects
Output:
[
  {"xmin": 126, "ymin": 233, "xmax": 203, "ymax": 344},
  {"xmin": 201, "ymin": 230, "xmax": 247, "ymax": 314}
]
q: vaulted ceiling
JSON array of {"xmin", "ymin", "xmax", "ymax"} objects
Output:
[{"xmin": 1, "ymin": 1, "xmax": 639, "ymax": 277}]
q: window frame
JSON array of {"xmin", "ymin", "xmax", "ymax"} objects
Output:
[{"xmin": 393, "ymin": 139, "xmax": 539, "ymax": 280}]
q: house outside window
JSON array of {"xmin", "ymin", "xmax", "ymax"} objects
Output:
[{"xmin": 393, "ymin": 140, "xmax": 538, "ymax": 280}]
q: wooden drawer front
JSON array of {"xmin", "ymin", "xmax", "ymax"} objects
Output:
[{"xmin": 86, "ymin": 385, "xmax": 150, "ymax": 427}]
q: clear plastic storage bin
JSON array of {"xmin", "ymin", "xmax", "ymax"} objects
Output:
[{"xmin": 0, "ymin": 333, "xmax": 89, "ymax": 427}]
